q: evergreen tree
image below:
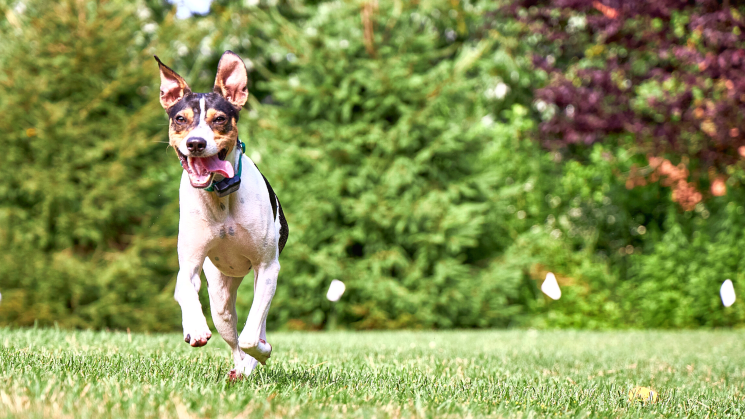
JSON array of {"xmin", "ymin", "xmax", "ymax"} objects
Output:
[{"xmin": 0, "ymin": 0, "xmax": 184, "ymax": 329}]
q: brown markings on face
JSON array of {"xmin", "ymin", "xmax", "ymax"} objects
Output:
[
  {"xmin": 206, "ymin": 108, "xmax": 238, "ymax": 155},
  {"xmin": 168, "ymin": 107, "xmax": 196, "ymax": 149}
]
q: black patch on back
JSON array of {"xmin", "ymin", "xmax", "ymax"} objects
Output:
[
  {"xmin": 277, "ymin": 196, "xmax": 288, "ymax": 255},
  {"xmin": 253, "ymin": 163, "xmax": 288, "ymax": 255}
]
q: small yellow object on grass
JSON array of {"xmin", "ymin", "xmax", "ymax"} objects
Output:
[{"xmin": 628, "ymin": 387, "xmax": 659, "ymax": 403}]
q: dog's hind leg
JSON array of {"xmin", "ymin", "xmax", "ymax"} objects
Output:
[
  {"xmin": 238, "ymin": 260, "xmax": 278, "ymax": 365},
  {"xmin": 203, "ymin": 258, "xmax": 257, "ymax": 378}
]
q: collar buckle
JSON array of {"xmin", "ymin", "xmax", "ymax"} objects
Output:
[{"xmin": 205, "ymin": 139, "xmax": 245, "ymax": 197}]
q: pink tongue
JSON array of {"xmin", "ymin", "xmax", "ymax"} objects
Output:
[{"xmin": 192, "ymin": 155, "xmax": 234, "ymax": 178}]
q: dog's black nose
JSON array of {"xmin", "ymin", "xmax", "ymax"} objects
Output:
[{"xmin": 186, "ymin": 137, "xmax": 207, "ymax": 153}]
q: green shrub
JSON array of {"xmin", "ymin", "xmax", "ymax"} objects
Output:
[
  {"xmin": 2, "ymin": 0, "xmax": 745, "ymax": 331},
  {"xmin": 0, "ymin": 0, "xmax": 184, "ymax": 330},
  {"xmin": 228, "ymin": 1, "xmax": 545, "ymax": 329}
]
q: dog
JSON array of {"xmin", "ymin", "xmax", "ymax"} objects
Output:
[{"xmin": 155, "ymin": 51, "xmax": 288, "ymax": 378}]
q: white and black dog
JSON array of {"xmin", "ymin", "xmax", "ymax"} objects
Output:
[{"xmin": 155, "ymin": 51, "xmax": 288, "ymax": 379}]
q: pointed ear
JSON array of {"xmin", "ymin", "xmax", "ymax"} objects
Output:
[
  {"xmin": 213, "ymin": 51, "xmax": 249, "ymax": 110},
  {"xmin": 155, "ymin": 56, "xmax": 191, "ymax": 110}
]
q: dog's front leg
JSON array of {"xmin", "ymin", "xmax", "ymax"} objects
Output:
[
  {"xmin": 175, "ymin": 247, "xmax": 212, "ymax": 347},
  {"xmin": 238, "ymin": 260, "xmax": 278, "ymax": 364}
]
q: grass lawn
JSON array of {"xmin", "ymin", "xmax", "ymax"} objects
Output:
[{"xmin": 1, "ymin": 328, "xmax": 744, "ymax": 418}]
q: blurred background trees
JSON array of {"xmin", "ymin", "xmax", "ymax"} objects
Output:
[{"xmin": 1, "ymin": 0, "xmax": 745, "ymax": 331}]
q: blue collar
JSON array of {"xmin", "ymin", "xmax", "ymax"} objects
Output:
[{"xmin": 205, "ymin": 139, "xmax": 245, "ymax": 197}]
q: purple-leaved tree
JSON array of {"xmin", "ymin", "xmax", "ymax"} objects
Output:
[{"xmin": 505, "ymin": 0, "xmax": 745, "ymax": 208}]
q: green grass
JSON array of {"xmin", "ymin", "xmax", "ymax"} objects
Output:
[{"xmin": 1, "ymin": 329, "xmax": 744, "ymax": 418}]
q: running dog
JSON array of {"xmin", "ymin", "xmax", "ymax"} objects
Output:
[{"xmin": 155, "ymin": 51, "xmax": 288, "ymax": 378}]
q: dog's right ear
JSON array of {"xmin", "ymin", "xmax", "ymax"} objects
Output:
[{"xmin": 155, "ymin": 56, "xmax": 191, "ymax": 110}]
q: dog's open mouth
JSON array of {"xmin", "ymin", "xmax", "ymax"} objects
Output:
[{"xmin": 177, "ymin": 149, "xmax": 235, "ymax": 188}]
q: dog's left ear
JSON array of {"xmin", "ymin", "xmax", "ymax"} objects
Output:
[{"xmin": 213, "ymin": 51, "xmax": 249, "ymax": 110}]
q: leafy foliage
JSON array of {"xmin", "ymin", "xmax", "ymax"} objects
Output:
[
  {"xmin": 0, "ymin": 0, "xmax": 192, "ymax": 329},
  {"xmin": 1, "ymin": 0, "xmax": 745, "ymax": 331},
  {"xmin": 225, "ymin": 1, "xmax": 543, "ymax": 329},
  {"xmin": 505, "ymin": 0, "xmax": 745, "ymax": 205}
]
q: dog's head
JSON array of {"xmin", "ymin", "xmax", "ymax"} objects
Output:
[{"xmin": 155, "ymin": 51, "xmax": 248, "ymax": 188}]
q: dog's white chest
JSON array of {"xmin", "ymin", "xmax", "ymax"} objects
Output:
[
  {"xmin": 205, "ymin": 219, "xmax": 255, "ymax": 277},
  {"xmin": 177, "ymin": 156, "xmax": 280, "ymax": 279}
]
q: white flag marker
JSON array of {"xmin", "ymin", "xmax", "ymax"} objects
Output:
[
  {"xmin": 326, "ymin": 279, "xmax": 346, "ymax": 302},
  {"xmin": 541, "ymin": 272, "xmax": 561, "ymax": 300},
  {"xmin": 721, "ymin": 279, "xmax": 736, "ymax": 307}
]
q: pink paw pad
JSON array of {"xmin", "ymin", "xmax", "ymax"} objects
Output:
[{"xmin": 228, "ymin": 369, "xmax": 243, "ymax": 382}]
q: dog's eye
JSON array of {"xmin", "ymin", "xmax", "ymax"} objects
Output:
[
  {"xmin": 214, "ymin": 116, "xmax": 226, "ymax": 124},
  {"xmin": 175, "ymin": 115, "xmax": 186, "ymax": 124}
]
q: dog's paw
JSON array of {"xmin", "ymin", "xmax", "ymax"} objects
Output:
[
  {"xmin": 229, "ymin": 356, "xmax": 258, "ymax": 381},
  {"xmin": 238, "ymin": 337, "xmax": 272, "ymax": 365},
  {"xmin": 228, "ymin": 369, "xmax": 243, "ymax": 382},
  {"xmin": 182, "ymin": 322, "xmax": 212, "ymax": 347}
]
